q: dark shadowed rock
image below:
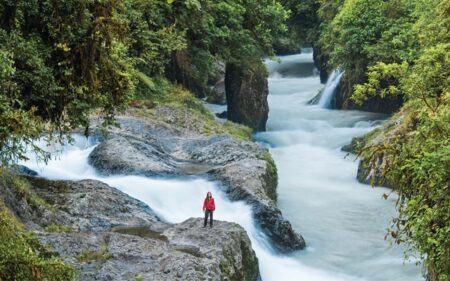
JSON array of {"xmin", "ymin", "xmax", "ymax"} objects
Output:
[
  {"xmin": 216, "ymin": 111, "xmax": 227, "ymax": 119},
  {"xmin": 225, "ymin": 61, "xmax": 269, "ymax": 131},
  {"xmin": 332, "ymin": 75, "xmax": 404, "ymax": 114},
  {"xmin": 12, "ymin": 164, "xmax": 38, "ymax": 176}
]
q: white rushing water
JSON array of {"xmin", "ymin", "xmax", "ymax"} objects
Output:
[
  {"xmin": 317, "ymin": 69, "xmax": 344, "ymax": 108},
  {"xmin": 22, "ymin": 136, "xmax": 365, "ymax": 281},
  {"xmin": 20, "ymin": 50, "xmax": 423, "ymax": 281},
  {"xmin": 255, "ymin": 51, "xmax": 423, "ymax": 281}
]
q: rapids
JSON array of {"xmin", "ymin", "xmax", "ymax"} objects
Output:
[{"xmin": 21, "ymin": 50, "xmax": 423, "ymax": 281}]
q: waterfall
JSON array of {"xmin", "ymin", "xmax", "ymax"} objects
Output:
[
  {"xmin": 20, "ymin": 51, "xmax": 422, "ymax": 281},
  {"xmin": 21, "ymin": 136, "xmax": 360, "ymax": 281},
  {"xmin": 317, "ymin": 69, "xmax": 344, "ymax": 108}
]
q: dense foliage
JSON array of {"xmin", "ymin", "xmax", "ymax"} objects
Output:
[
  {"xmin": 0, "ymin": 0, "xmax": 289, "ymax": 165},
  {"xmin": 312, "ymin": 0, "xmax": 450, "ymax": 280},
  {"xmin": 0, "ymin": 0, "xmax": 133, "ymax": 165},
  {"xmin": 0, "ymin": 1, "xmax": 288, "ymax": 278},
  {"xmin": 0, "ymin": 195, "xmax": 76, "ymax": 280}
]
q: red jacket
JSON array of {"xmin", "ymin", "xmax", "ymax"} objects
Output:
[{"xmin": 203, "ymin": 198, "xmax": 215, "ymax": 211}]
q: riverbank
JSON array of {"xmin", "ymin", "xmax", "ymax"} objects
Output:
[{"xmin": 255, "ymin": 53, "xmax": 423, "ymax": 281}]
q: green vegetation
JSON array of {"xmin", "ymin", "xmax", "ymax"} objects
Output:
[
  {"xmin": 259, "ymin": 151, "xmax": 278, "ymax": 202},
  {"xmin": 129, "ymin": 81, "xmax": 251, "ymax": 140},
  {"xmin": 0, "ymin": 201, "xmax": 76, "ymax": 281},
  {"xmin": 76, "ymin": 246, "xmax": 112, "ymax": 263},
  {"xmin": 1, "ymin": 0, "xmax": 448, "ymax": 279},
  {"xmin": 0, "ymin": 0, "xmax": 289, "ymax": 165},
  {"xmin": 0, "ymin": 168, "xmax": 51, "ymax": 210},
  {"xmin": 298, "ymin": 0, "xmax": 449, "ymax": 279},
  {"xmin": 45, "ymin": 223, "xmax": 73, "ymax": 234},
  {"xmin": 0, "ymin": 0, "xmax": 133, "ymax": 165}
]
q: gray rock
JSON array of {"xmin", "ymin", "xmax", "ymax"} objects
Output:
[
  {"xmin": 209, "ymin": 161, "xmax": 305, "ymax": 251},
  {"xmin": 0, "ymin": 174, "xmax": 259, "ymax": 281},
  {"xmin": 88, "ymin": 115, "xmax": 305, "ymax": 252},
  {"xmin": 89, "ymin": 136, "xmax": 178, "ymax": 177},
  {"xmin": 206, "ymin": 79, "xmax": 227, "ymax": 105}
]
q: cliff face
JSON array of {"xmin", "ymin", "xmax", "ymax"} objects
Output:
[
  {"xmin": 0, "ymin": 172, "xmax": 259, "ymax": 281},
  {"xmin": 225, "ymin": 61, "xmax": 269, "ymax": 132}
]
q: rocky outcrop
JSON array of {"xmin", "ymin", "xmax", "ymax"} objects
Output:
[
  {"xmin": 225, "ymin": 61, "xmax": 269, "ymax": 132},
  {"xmin": 332, "ymin": 75, "xmax": 404, "ymax": 114},
  {"xmin": 0, "ymin": 174, "xmax": 259, "ymax": 281},
  {"xmin": 88, "ymin": 115, "xmax": 305, "ymax": 252},
  {"xmin": 209, "ymin": 161, "xmax": 305, "ymax": 250},
  {"xmin": 351, "ymin": 112, "xmax": 410, "ymax": 188}
]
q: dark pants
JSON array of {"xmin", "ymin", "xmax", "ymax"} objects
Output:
[{"xmin": 204, "ymin": 210, "xmax": 213, "ymax": 227}]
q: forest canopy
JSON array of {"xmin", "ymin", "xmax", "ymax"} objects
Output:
[{"xmin": 0, "ymin": 0, "xmax": 289, "ymax": 165}]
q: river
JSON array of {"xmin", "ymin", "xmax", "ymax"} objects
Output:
[{"xmin": 21, "ymin": 51, "xmax": 423, "ymax": 281}]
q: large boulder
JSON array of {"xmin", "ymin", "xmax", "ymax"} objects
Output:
[
  {"xmin": 225, "ymin": 61, "xmax": 269, "ymax": 131},
  {"xmin": 88, "ymin": 115, "xmax": 305, "ymax": 252},
  {"xmin": 0, "ymin": 173, "xmax": 259, "ymax": 281},
  {"xmin": 209, "ymin": 161, "xmax": 305, "ymax": 251}
]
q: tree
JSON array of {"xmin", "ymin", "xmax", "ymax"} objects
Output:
[{"xmin": 0, "ymin": 0, "xmax": 133, "ymax": 164}]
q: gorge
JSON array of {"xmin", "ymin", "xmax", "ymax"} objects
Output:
[
  {"xmin": 1, "ymin": 1, "xmax": 448, "ymax": 280},
  {"xmin": 13, "ymin": 51, "xmax": 423, "ymax": 281}
]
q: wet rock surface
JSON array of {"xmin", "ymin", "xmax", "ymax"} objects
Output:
[
  {"xmin": 88, "ymin": 115, "xmax": 305, "ymax": 251},
  {"xmin": 0, "ymin": 175, "xmax": 259, "ymax": 281}
]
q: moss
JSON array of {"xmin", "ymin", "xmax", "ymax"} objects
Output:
[
  {"xmin": 240, "ymin": 240, "xmax": 259, "ymax": 281},
  {"xmin": 76, "ymin": 246, "xmax": 112, "ymax": 263},
  {"xmin": 129, "ymin": 100, "xmax": 251, "ymax": 141},
  {"xmin": 26, "ymin": 176, "xmax": 72, "ymax": 194},
  {"xmin": 129, "ymin": 74, "xmax": 252, "ymax": 141},
  {"xmin": 0, "ymin": 200, "xmax": 76, "ymax": 281},
  {"xmin": 45, "ymin": 223, "xmax": 73, "ymax": 233},
  {"xmin": 222, "ymin": 121, "xmax": 252, "ymax": 141},
  {"xmin": 258, "ymin": 151, "xmax": 278, "ymax": 202},
  {"xmin": 0, "ymin": 168, "xmax": 52, "ymax": 210}
]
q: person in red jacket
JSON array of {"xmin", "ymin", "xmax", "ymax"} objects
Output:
[{"xmin": 203, "ymin": 191, "xmax": 215, "ymax": 228}]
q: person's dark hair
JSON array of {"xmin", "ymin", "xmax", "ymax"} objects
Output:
[{"xmin": 206, "ymin": 192, "xmax": 212, "ymax": 199}]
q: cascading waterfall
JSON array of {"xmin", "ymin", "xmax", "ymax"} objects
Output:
[
  {"xmin": 317, "ymin": 69, "xmax": 344, "ymax": 109},
  {"xmin": 21, "ymin": 50, "xmax": 423, "ymax": 281},
  {"xmin": 256, "ymin": 52, "xmax": 422, "ymax": 281},
  {"xmin": 22, "ymin": 136, "xmax": 362, "ymax": 281}
]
